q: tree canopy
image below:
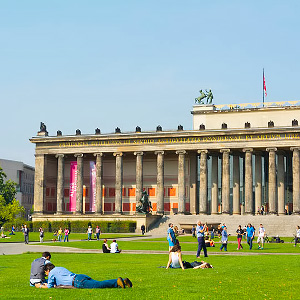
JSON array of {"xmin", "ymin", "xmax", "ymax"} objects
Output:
[{"xmin": 0, "ymin": 166, "xmax": 24, "ymax": 223}]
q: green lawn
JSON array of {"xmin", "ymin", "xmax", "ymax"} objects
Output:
[
  {"xmin": 0, "ymin": 253, "xmax": 299, "ymax": 299},
  {"xmin": 0, "ymin": 232, "xmax": 141, "ymax": 243},
  {"xmin": 38, "ymin": 238, "xmax": 300, "ymax": 254}
]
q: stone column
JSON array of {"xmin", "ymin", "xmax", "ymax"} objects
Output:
[
  {"xmin": 232, "ymin": 153, "xmax": 240, "ymax": 215},
  {"xmin": 114, "ymin": 152, "xmax": 123, "ymax": 214},
  {"xmin": 198, "ymin": 150, "xmax": 208, "ymax": 214},
  {"xmin": 75, "ymin": 153, "xmax": 84, "ymax": 214},
  {"xmin": 255, "ymin": 152, "xmax": 262, "ymax": 214},
  {"xmin": 55, "ymin": 154, "xmax": 64, "ymax": 214},
  {"xmin": 94, "ymin": 153, "xmax": 103, "ymax": 214},
  {"xmin": 155, "ymin": 151, "xmax": 164, "ymax": 214},
  {"xmin": 33, "ymin": 154, "xmax": 46, "ymax": 214},
  {"xmin": 277, "ymin": 152, "xmax": 285, "ymax": 215},
  {"xmin": 176, "ymin": 150, "xmax": 186, "ymax": 214},
  {"xmin": 267, "ymin": 148, "xmax": 277, "ymax": 214},
  {"xmin": 243, "ymin": 148, "xmax": 253, "ymax": 214},
  {"xmin": 221, "ymin": 149, "xmax": 230, "ymax": 214},
  {"xmin": 291, "ymin": 147, "xmax": 300, "ymax": 214},
  {"xmin": 134, "ymin": 152, "xmax": 144, "ymax": 209},
  {"xmin": 211, "ymin": 154, "xmax": 218, "ymax": 215}
]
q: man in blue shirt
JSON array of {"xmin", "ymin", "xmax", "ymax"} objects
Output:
[
  {"xmin": 246, "ymin": 223, "xmax": 255, "ymax": 250},
  {"xmin": 196, "ymin": 221, "xmax": 208, "ymax": 258},
  {"xmin": 38, "ymin": 263, "xmax": 132, "ymax": 289}
]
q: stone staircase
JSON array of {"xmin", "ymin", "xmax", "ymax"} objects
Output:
[{"xmin": 149, "ymin": 214, "xmax": 300, "ymax": 237}]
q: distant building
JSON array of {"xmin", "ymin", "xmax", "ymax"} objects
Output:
[{"xmin": 0, "ymin": 158, "xmax": 35, "ymax": 219}]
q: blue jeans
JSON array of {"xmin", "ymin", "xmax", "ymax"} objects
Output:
[
  {"xmin": 247, "ymin": 236, "xmax": 253, "ymax": 249},
  {"xmin": 220, "ymin": 242, "xmax": 227, "ymax": 251},
  {"xmin": 64, "ymin": 235, "xmax": 69, "ymax": 242},
  {"xmin": 196, "ymin": 237, "xmax": 208, "ymax": 257},
  {"xmin": 88, "ymin": 233, "xmax": 92, "ymax": 240},
  {"xmin": 73, "ymin": 274, "xmax": 118, "ymax": 289}
]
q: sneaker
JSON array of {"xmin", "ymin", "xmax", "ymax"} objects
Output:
[
  {"xmin": 237, "ymin": 248, "xmax": 239, "ymax": 250},
  {"xmin": 124, "ymin": 278, "xmax": 133, "ymax": 288},
  {"xmin": 117, "ymin": 277, "xmax": 125, "ymax": 288}
]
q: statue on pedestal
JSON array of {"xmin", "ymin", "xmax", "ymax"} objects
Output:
[{"xmin": 136, "ymin": 191, "xmax": 152, "ymax": 214}]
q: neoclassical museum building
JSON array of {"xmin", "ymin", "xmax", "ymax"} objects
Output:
[{"xmin": 30, "ymin": 101, "xmax": 300, "ymax": 226}]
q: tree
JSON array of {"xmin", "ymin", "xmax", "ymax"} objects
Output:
[
  {"xmin": 0, "ymin": 196, "xmax": 25, "ymax": 223},
  {"xmin": 0, "ymin": 166, "xmax": 17, "ymax": 204},
  {"xmin": 0, "ymin": 166, "xmax": 23, "ymax": 224}
]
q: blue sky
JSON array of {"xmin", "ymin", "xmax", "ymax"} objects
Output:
[{"xmin": 1, "ymin": 1, "xmax": 300, "ymax": 166}]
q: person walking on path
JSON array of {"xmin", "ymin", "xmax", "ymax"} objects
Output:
[
  {"xmin": 191, "ymin": 225, "xmax": 196, "ymax": 238},
  {"xmin": 57, "ymin": 228, "xmax": 63, "ymax": 242},
  {"xmin": 236, "ymin": 225, "xmax": 244, "ymax": 250},
  {"xmin": 257, "ymin": 224, "xmax": 266, "ymax": 250},
  {"xmin": 141, "ymin": 224, "xmax": 146, "ymax": 235},
  {"xmin": 246, "ymin": 223, "xmax": 255, "ymax": 250},
  {"xmin": 196, "ymin": 221, "xmax": 208, "ymax": 258},
  {"xmin": 220, "ymin": 226, "xmax": 228, "ymax": 251},
  {"xmin": 64, "ymin": 228, "xmax": 69, "ymax": 242},
  {"xmin": 39, "ymin": 227, "xmax": 44, "ymax": 243},
  {"xmin": 294, "ymin": 226, "xmax": 300, "ymax": 247},
  {"xmin": 24, "ymin": 224, "xmax": 29, "ymax": 244},
  {"xmin": 87, "ymin": 226, "xmax": 93, "ymax": 241},
  {"xmin": 40, "ymin": 263, "xmax": 132, "ymax": 289},
  {"xmin": 167, "ymin": 223, "xmax": 176, "ymax": 251},
  {"xmin": 95, "ymin": 226, "xmax": 101, "ymax": 241}
]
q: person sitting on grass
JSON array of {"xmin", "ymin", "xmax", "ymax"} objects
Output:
[
  {"xmin": 110, "ymin": 239, "xmax": 121, "ymax": 253},
  {"xmin": 102, "ymin": 239, "xmax": 111, "ymax": 253},
  {"xmin": 30, "ymin": 252, "xmax": 51, "ymax": 287},
  {"xmin": 166, "ymin": 244, "xmax": 213, "ymax": 270},
  {"xmin": 37, "ymin": 263, "xmax": 132, "ymax": 289}
]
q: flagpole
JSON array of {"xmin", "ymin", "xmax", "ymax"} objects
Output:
[{"xmin": 263, "ymin": 68, "xmax": 265, "ymax": 107}]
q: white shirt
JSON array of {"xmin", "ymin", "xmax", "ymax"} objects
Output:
[
  {"xmin": 296, "ymin": 229, "xmax": 300, "ymax": 238},
  {"xmin": 110, "ymin": 242, "xmax": 119, "ymax": 253},
  {"xmin": 258, "ymin": 227, "xmax": 265, "ymax": 237},
  {"xmin": 171, "ymin": 252, "xmax": 181, "ymax": 268},
  {"xmin": 87, "ymin": 227, "xmax": 92, "ymax": 234}
]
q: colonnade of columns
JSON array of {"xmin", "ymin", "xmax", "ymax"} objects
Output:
[
  {"xmin": 34, "ymin": 147, "xmax": 300, "ymax": 215},
  {"xmin": 197, "ymin": 147, "xmax": 300, "ymax": 215}
]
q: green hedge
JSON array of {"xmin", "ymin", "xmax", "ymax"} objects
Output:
[{"xmin": 3, "ymin": 220, "xmax": 136, "ymax": 233}]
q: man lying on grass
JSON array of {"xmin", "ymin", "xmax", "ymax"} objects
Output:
[{"xmin": 36, "ymin": 263, "xmax": 132, "ymax": 289}]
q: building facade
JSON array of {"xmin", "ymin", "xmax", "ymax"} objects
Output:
[
  {"xmin": 0, "ymin": 158, "xmax": 35, "ymax": 218},
  {"xmin": 30, "ymin": 101, "xmax": 300, "ymax": 220}
]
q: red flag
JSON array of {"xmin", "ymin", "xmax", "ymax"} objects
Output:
[{"xmin": 263, "ymin": 73, "xmax": 267, "ymax": 97}]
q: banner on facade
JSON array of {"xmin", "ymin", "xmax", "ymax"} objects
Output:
[
  {"xmin": 69, "ymin": 161, "xmax": 77, "ymax": 212},
  {"xmin": 90, "ymin": 161, "xmax": 96, "ymax": 212}
]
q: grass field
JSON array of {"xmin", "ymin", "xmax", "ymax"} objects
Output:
[
  {"xmin": 0, "ymin": 252, "xmax": 299, "ymax": 300},
  {"xmin": 1, "ymin": 232, "xmax": 299, "ymax": 299}
]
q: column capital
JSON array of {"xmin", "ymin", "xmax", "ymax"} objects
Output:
[
  {"xmin": 220, "ymin": 149, "xmax": 230, "ymax": 154},
  {"xmin": 290, "ymin": 147, "xmax": 300, "ymax": 152},
  {"xmin": 93, "ymin": 152, "xmax": 103, "ymax": 157},
  {"xmin": 176, "ymin": 150, "xmax": 187, "ymax": 155},
  {"xmin": 113, "ymin": 152, "xmax": 123, "ymax": 157},
  {"xmin": 74, "ymin": 153, "xmax": 83, "ymax": 158},
  {"xmin": 134, "ymin": 151, "xmax": 144, "ymax": 156},
  {"xmin": 243, "ymin": 148, "xmax": 253, "ymax": 153},
  {"xmin": 266, "ymin": 148, "xmax": 277, "ymax": 152},
  {"xmin": 197, "ymin": 150, "xmax": 208, "ymax": 155},
  {"xmin": 55, "ymin": 154, "xmax": 65, "ymax": 158},
  {"xmin": 155, "ymin": 150, "xmax": 164, "ymax": 155}
]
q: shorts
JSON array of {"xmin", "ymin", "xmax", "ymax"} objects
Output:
[
  {"xmin": 168, "ymin": 238, "xmax": 175, "ymax": 247},
  {"xmin": 257, "ymin": 236, "xmax": 264, "ymax": 243}
]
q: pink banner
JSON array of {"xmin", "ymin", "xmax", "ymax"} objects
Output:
[
  {"xmin": 69, "ymin": 161, "xmax": 77, "ymax": 212},
  {"xmin": 90, "ymin": 161, "xmax": 96, "ymax": 212}
]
